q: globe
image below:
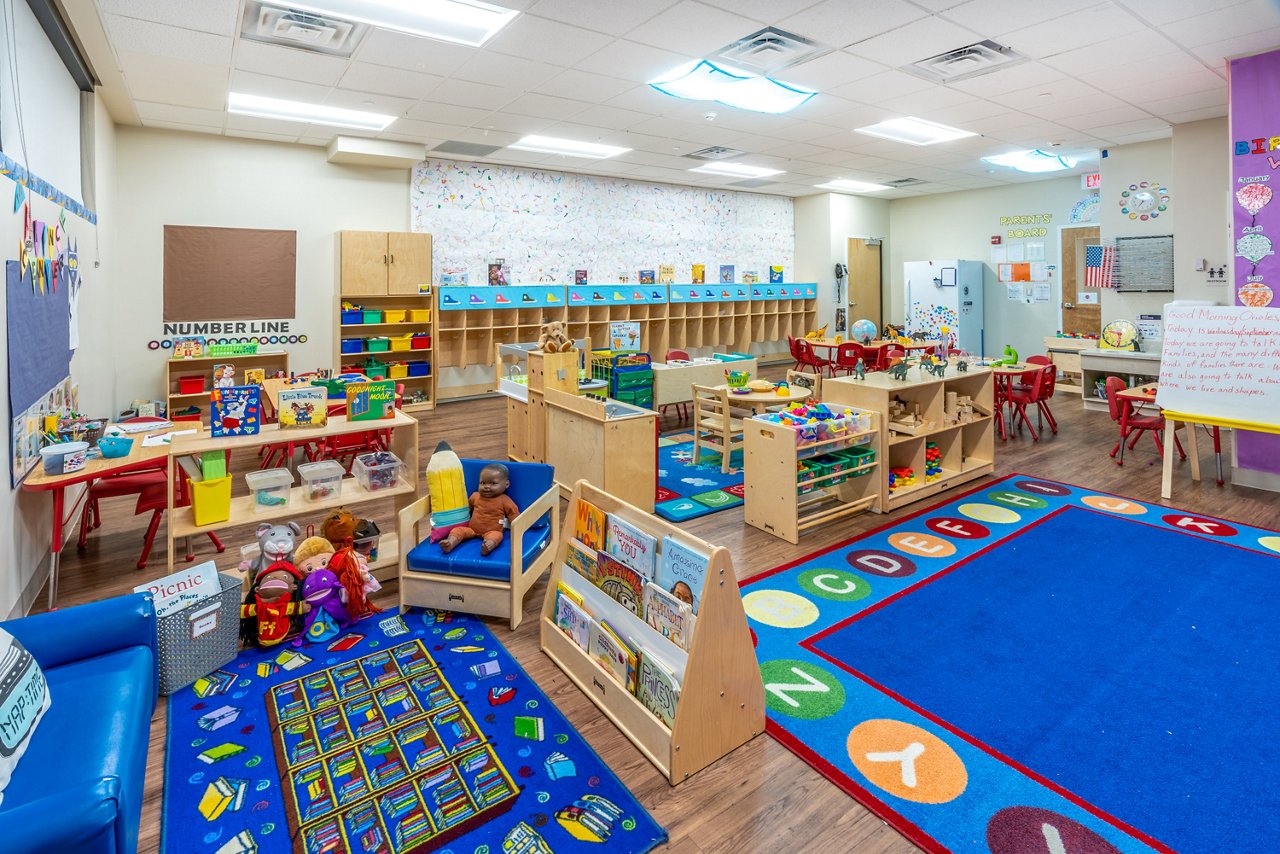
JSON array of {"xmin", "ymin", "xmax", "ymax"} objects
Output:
[{"xmin": 851, "ymin": 318, "xmax": 877, "ymax": 344}]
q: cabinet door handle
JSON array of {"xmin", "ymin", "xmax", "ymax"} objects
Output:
[
  {"xmin": 383, "ymin": 254, "xmax": 388, "ymax": 264},
  {"xmin": 390, "ymin": 254, "xmax": 395, "ymax": 264}
]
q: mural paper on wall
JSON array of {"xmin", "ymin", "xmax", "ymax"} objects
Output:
[{"xmin": 410, "ymin": 160, "xmax": 793, "ymax": 287}]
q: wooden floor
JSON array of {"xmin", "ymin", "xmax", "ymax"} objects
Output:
[{"xmin": 32, "ymin": 378, "xmax": 1279, "ymax": 853}]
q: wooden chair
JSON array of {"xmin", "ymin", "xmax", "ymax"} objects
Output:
[
  {"xmin": 692, "ymin": 383, "xmax": 745, "ymax": 474},
  {"xmin": 786, "ymin": 370, "xmax": 821, "ymax": 401}
]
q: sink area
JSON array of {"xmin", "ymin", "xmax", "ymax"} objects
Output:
[{"xmin": 603, "ymin": 400, "xmax": 647, "ymax": 419}]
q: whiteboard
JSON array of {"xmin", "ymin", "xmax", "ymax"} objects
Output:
[{"xmin": 1156, "ymin": 305, "xmax": 1280, "ymax": 425}]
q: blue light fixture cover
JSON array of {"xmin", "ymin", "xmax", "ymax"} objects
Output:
[{"xmin": 648, "ymin": 60, "xmax": 817, "ymax": 115}]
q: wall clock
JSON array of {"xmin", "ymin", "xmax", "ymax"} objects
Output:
[
  {"xmin": 1119, "ymin": 181, "xmax": 1170, "ymax": 221},
  {"xmin": 1099, "ymin": 319, "xmax": 1139, "ymax": 350}
]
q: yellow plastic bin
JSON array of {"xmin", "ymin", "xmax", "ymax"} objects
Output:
[
  {"xmin": 189, "ymin": 475, "xmax": 232, "ymax": 527},
  {"xmin": 409, "ymin": 309, "xmax": 431, "ymax": 322},
  {"xmin": 388, "ymin": 362, "xmax": 409, "ymax": 379},
  {"xmin": 389, "ymin": 333, "xmax": 414, "ymax": 352},
  {"xmin": 383, "ymin": 309, "xmax": 407, "ymax": 323}
]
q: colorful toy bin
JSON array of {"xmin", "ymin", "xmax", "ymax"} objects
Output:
[{"xmin": 40, "ymin": 441, "xmax": 89, "ymax": 474}]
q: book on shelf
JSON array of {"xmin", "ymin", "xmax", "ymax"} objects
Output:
[
  {"xmin": 691, "ymin": 264, "xmax": 705, "ymax": 285},
  {"xmin": 564, "ymin": 538, "xmax": 598, "ymax": 579},
  {"xmin": 769, "ymin": 265, "xmax": 784, "ymax": 284},
  {"xmin": 487, "ymin": 262, "xmax": 510, "ymax": 286},
  {"xmin": 441, "ymin": 266, "xmax": 469, "ymax": 285},
  {"xmin": 346, "ymin": 379, "xmax": 396, "ymax": 421},
  {"xmin": 213, "ymin": 363, "xmax": 237, "ymax": 388},
  {"xmin": 588, "ymin": 620, "xmax": 636, "ymax": 692},
  {"xmin": 656, "ymin": 536, "xmax": 710, "ymax": 614},
  {"xmin": 742, "ymin": 270, "xmax": 759, "ymax": 285},
  {"xmin": 638, "ymin": 269, "xmax": 656, "ymax": 285},
  {"xmin": 210, "ymin": 385, "xmax": 261, "ymax": 438},
  {"xmin": 657, "ymin": 264, "xmax": 675, "ymax": 284},
  {"xmin": 590, "ymin": 552, "xmax": 644, "ymax": 617},
  {"xmin": 278, "ymin": 386, "xmax": 328, "ymax": 429},
  {"xmin": 243, "ymin": 368, "xmax": 265, "ymax": 386},
  {"xmin": 637, "ymin": 650, "xmax": 680, "ymax": 727},
  {"xmin": 604, "ymin": 515, "xmax": 657, "ymax": 580},
  {"xmin": 643, "ymin": 582, "xmax": 694, "ymax": 649},
  {"xmin": 573, "ymin": 499, "xmax": 607, "ymax": 551},
  {"xmin": 719, "ymin": 265, "xmax": 735, "ymax": 284},
  {"xmin": 574, "ymin": 269, "xmax": 588, "ymax": 285},
  {"xmin": 554, "ymin": 588, "xmax": 592, "ymax": 649}
]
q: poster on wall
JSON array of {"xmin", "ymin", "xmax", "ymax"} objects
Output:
[{"xmin": 1230, "ymin": 49, "xmax": 1280, "ymax": 308}]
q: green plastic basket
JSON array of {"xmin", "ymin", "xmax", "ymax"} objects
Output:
[{"xmin": 207, "ymin": 342, "xmax": 259, "ymax": 356}]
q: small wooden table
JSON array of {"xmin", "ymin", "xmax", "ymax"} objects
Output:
[
  {"xmin": 715, "ymin": 383, "xmax": 813, "ymax": 414},
  {"xmin": 987, "ymin": 363, "xmax": 1036, "ymax": 440}
]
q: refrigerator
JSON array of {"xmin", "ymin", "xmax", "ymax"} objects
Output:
[{"xmin": 903, "ymin": 259, "xmax": 985, "ymax": 355}]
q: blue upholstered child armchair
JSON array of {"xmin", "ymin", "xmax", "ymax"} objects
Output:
[
  {"xmin": 399, "ymin": 459, "xmax": 559, "ymax": 629},
  {"xmin": 0, "ymin": 593, "xmax": 158, "ymax": 854}
]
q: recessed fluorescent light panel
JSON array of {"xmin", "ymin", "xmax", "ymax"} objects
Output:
[
  {"xmin": 228, "ymin": 92, "xmax": 395, "ymax": 130},
  {"xmin": 507, "ymin": 135, "xmax": 630, "ymax": 159},
  {"xmin": 689, "ymin": 162, "xmax": 784, "ymax": 179},
  {"xmin": 649, "ymin": 60, "xmax": 816, "ymax": 114},
  {"xmin": 283, "ymin": 0, "xmax": 518, "ymax": 47},
  {"xmin": 982, "ymin": 149, "xmax": 1078, "ymax": 173},
  {"xmin": 855, "ymin": 116, "xmax": 976, "ymax": 146},
  {"xmin": 815, "ymin": 178, "xmax": 891, "ymax": 193}
]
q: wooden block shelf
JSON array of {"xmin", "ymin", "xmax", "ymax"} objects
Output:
[
  {"xmin": 540, "ymin": 481, "xmax": 765, "ymax": 785},
  {"xmin": 166, "ymin": 350, "xmax": 289, "ymax": 427}
]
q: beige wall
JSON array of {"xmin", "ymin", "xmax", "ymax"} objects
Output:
[
  {"xmin": 793, "ymin": 192, "xmax": 890, "ymax": 333},
  {"xmin": 1098, "ymin": 139, "xmax": 1175, "ymax": 327},
  {"xmin": 1171, "ymin": 119, "xmax": 1233, "ymax": 304}
]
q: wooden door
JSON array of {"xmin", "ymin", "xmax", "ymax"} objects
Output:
[
  {"xmin": 1060, "ymin": 226, "xmax": 1102, "ymax": 336},
  {"xmin": 846, "ymin": 238, "xmax": 882, "ymax": 326},
  {"xmin": 388, "ymin": 232, "xmax": 433, "ymax": 295},
  {"xmin": 340, "ymin": 231, "xmax": 388, "ymax": 295}
]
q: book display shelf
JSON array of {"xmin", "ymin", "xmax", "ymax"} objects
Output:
[
  {"xmin": 166, "ymin": 350, "xmax": 290, "ymax": 426},
  {"xmin": 540, "ymin": 481, "xmax": 764, "ymax": 786}
]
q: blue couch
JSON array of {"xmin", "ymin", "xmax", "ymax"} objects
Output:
[
  {"xmin": 400, "ymin": 459, "xmax": 559, "ymax": 629},
  {"xmin": 0, "ymin": 593, "xmax": 158, "ymax": 854}
]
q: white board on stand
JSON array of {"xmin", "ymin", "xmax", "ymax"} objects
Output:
[{"xmin": 1156, "ymin": 305, "xmax": 1280, "ymax": 426}]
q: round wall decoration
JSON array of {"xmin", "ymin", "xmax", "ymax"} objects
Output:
[{"xmin": 1118, "ymin": 181, "xmax": 1170, "ymax": 221}]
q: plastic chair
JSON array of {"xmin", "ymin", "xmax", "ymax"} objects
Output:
[
  {"xmin": 832, "ymin": 342, "xmax": 864, "ymax": 376},
  {"xmin": 1004, "ymin": 365, "xmax": 1050, "ymax": 441},
  {"xmin": 795, "ymin": 339, "xmax": 833, "ymax": 377},
  {"xmin": 660, "ymin": 350, "xmax": 693, "ymax": 424},
  {"xmin": 1024, "ymin": 355, "xmax": 1058, "ymax": 433},
  {"xmin": 1105, "ymin": 377, "xmax": 1185, "ymax": 465}
]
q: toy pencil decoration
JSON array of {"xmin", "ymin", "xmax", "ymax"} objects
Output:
[{"xmin": 426, "ymin": 441, "xmax": 470, "ymax": 539}]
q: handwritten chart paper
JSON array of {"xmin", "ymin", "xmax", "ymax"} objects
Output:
[{"xmin": 1156, "ymin": 306, "xmax": 1280, "ymax": 424}]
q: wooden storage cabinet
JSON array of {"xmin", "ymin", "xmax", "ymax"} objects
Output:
[
  {"xmin": 1044, "ymin": 335, "xmax": 1094, "ymax": 395},
  {"xmin": 166, "ymin": 350, "xmax": 289, "ymax": 427},
  {"xmin": 339, "ymin": 230, "xmax": 431, "ymax": 295}
]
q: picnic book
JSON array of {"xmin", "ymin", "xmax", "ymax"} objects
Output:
[
  {"xmin": 345, "ymin": 379, "xmax": 396, "ymax": 421},
  {"xmin": 605, "ymin": 515, "xmax": 657, "ymax": 580},
  {"xmin": 644, "ymin": 582, "xmax": 694, "ymax": 649},
  {"xmin": 656, "ymin": 536, "xmax": 710, "ymax": 614},
  {"xmin": 209, "ymin": 385, "xmax": 261, "ymax": 438},
  {"xmin": 590, "ymin": 552, "xmax": 645, "ymax": 617},
  {"xmin": 278, "ymin": 386, "xmax": 327, "ymax": 429},
  {"xmin": 573, "ymin": 499, "xmax": 607, "ymax": 551}
]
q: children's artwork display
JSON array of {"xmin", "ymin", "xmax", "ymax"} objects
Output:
[
  {"xmin": 278, "ymin": 387, "xmax": 328, "ymax": 429},
  {"xmin": 211, "ymin": 386, "xmax": 262, "ymax": 437}
]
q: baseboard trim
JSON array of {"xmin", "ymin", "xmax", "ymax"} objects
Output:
[{"xmin": 8, "ymin": 552, "xmax": 51, "ymax": 620}]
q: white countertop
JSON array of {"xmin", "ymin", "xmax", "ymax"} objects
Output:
[{"xmin": 1081, "ymin": 348, "xmax": 1162, "ymax": 361}]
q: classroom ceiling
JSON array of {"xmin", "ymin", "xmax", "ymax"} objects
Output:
[{"xmin": 67, "ymin": 0, "xmax": 1280, "ymax": 199}]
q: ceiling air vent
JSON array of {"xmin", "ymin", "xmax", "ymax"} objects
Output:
[
  {"xmin": 886, "ymin": 177, "xmax": 926, "ymax": 187},
  {"xmin": 684, "ymin": 146, "xmax": 746, "ymax": 161},
  {"xmin": 432, "ymin": 141, "xmax": 503, "ymax": 158},
  {"xmin": 712, "ymin": 28, "xmax": 828, "ymax": 76},
  {"xmin": 905, "ymin": 40, "xmax": 1024, "ymax": 84},
  {"xmin": 241, "ymin": 2, "xmax": 369, "ymax": 57}
]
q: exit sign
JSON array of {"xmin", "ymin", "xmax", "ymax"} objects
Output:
[{"xmin": 1083, "ymin": 172, "xmax": 1101, "ymax": 189}]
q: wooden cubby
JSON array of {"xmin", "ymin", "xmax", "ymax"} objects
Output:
[
  {"xmin": 540, "ymin": 480, "xmax": 765, "ymax": 785},
  {"xmin": 166, "ymin": 350, "xmax": 290, "ymax": 426},
  {"xmin": 823, "ymin": 365, "xmax": 995, "ymax": 512}
]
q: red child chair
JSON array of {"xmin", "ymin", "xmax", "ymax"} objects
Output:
[
  {"xmin": 1024, "ymin": 355, "xmax": 1058, "ymax": 434},
  {"xmin": 1105, "ymin": 377, "xmax": 1185, "ymax": 465},
  {"xmin": 1003, "ymin": 364, "xmax": 1052, "ymax": 441},
  {"xmin": 832, "ymin": 342, "xmax": 864, "ymax": 376},
  {"xmin": 795, "ymin": 338, "xmax": 833, "ymax": 377}
]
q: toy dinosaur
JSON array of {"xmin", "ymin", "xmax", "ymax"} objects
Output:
[
  {"xmin": 956, "ymin": 360, "xmax": 969, "ymax": 373},
  {"xmin": 804, "ymin": 325, "xmax": 829, "ymax": 340},
  {"xmin": 852, "ymin": 358, "xmax": 866, "ymax": 381},
  {"xmin": 926, "ymin": 359, "xmax": 948, "ymax": 378},
  {"xmin": 889, "ymin": 361, "xmax": 910, "ymax": 381}
]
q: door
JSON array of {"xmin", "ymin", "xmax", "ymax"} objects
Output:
[
  {"xmin": 340, "ymin": 231, "xmax": 389, "ymax": 295},
  {"xmin": 388, "ymin": 232, "xmax": 433, "ymax": 295},
  {"xmin": 846, "ymin": 238, "xmax": 882, "ymax": 327},
  {"xmin": 1060, "ymin": 226, "xmax": 1102, "ymax": 336}
]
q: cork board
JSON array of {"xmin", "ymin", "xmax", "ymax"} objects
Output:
[{"xmin": 163, "ymin": 225, "xmax": 297, "ymax": 321}]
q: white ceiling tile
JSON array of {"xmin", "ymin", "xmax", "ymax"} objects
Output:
[
  {"xmin": 337, "ymin": 63, "xmax": 441, "ymax": 101},
  {"xmin": 782, "ymin": 50, "xmax": 886, "ymax": 91},
  {"xmin": 118, "ymin": 51, "xmax": 229, "ymax": 110},
  {"xmin": 626, "ymin": 1, "xmax": 765, "ymax": 55},
  {"xmin": 1107, "ymin": 70, "xmax": 1229, "ymax": 103},
  {"xmin": 569, "ymin": 103, "xmax": 658, "ymax": 130},
  {"xmin": 604, "ymin": 85, "xmax": 679, "ymax": 114},
  {"xmin": 572, "ymin": 39, "xmax": 692, "ymax": 84},
  {"xmin": 451, "ymin": 53, "xmax": 563, "ymax": 89},
  {"xmin": 1113, "ymin": 0, "xmax": 1251, "ymax": 26},
  {"xmin": 1027, "ymin": 101, "xmax": 1136, "ymax": 127},
  {"xmin": 939, "ymin": 0, "xmax": 1098, "ymax": 37},
  {"xmin": 878, "ymin": 85, "xmax": 978, "ymax": 116},
  {"xmin": 778, "ymin": 0, "xmax": 928, "ymax": 48},
  {"xmin": 1103, "ymin": 127, "xmax": 1173, "ymax": 145},
  {"xmin": 381, "ymin": 118, "xmax": 468, "ymax": 140},
  {"xmin": 471, "ymin": 111, "xmax": 557, "ymax": 135},
  {"xmin": 324, "ymin": 89, "xmax": 417, "ymax": 117},
  {"xmin": 444, "ymin": 127, "xmax": 523, "ymax": 147},
  {"xmin": 1087, "ymin": 116, "xmax": 1172, "ymax": 139},
  {"xmin": 99, "ymin": 0, "xmax": 238, "ymax": 36},
  {"xmin": 230, "ymin": 129, "xmax": 303, "ymax": 144},
  {"xmin": 499, "ymin": 92, "xmax": 590, "ymax": 121},
  {"xmin": 141, "ymin": 119, "xmax": 221, "ymax": 134},
  {"xmin": 990, "ymin": 78, "xmax": 1100, "ymax": 111},
  {"xmin": 789, "ymin": 96, "xmax": 887, "ymax": 127},
  {"xmin": 353, "ymin": 29, "xmax": 474, "ymax": 76},
  {"xmin": 1142, "ymin": 87, "xmax": 1228, "ymax": 116},
  {"xmin": 536, "ymin": 121, "xmax": 637, "ymax": 146},
  {"xmin": 924, "ymin": 99, "xmax": 1018, "ymax": 124},
  {"xmin": 1158, "ymin": 0, "xmax": 1280, "ymax": 47},
  {"xmin": 525, "ymin": 0, "xmax": 678, "ymax": 35},
  {"xmin": 831, "ymin": 68, "xmax": 933, "ymax": 103},
  {"xmin": 427, "ymin": 79, "xmax": 521, "ymax": 111},
  {"xmin": 1001, "ymin": 3, "xmax": 1148, "ymax": 59},
  {"xmin": 697, "ymin": 0, "xmax": 828, "ymax": 24},
  {"xmin": 233, "ymin": 40, "xmax": 351, "ymax": 87},
  {"xmin": 1190, "ymin": 26, "xmax": 1280, "ymax": 64},
  {"xmin": 1160, "ymin": 106, "xmax": 1230, "ymax": 124},
  {"xmin": 224, "ymin": 113, "xmax": 314, "ymax": 135},
  {"xmin": 405, "ymin": 102, "xmax": 489, "ymax": 125},
  {"xmin": 947, "ymin": 61, "xmax": 1065, "ymax": 97},
  {"xmin": 1039, "ymin": 30, "xmax": 1182, "ymax": 76},
  {"xmin": 483, "ymin": 15, "xmax": 615, "ymax": 66},
  {"xmin": 848, "ymin": 16, "xmax": 983, "ymax": 66},
  {"xmin": 533, "ymin": 70, "xmax": 636, "ymax": 103},
  {"xmin": 1072, "ymin": 52, "xmax": 1208, "ymax": 89},
  {"xmin": 104, "ymin": 14, "xmax": 233, "ymax": 65},
  {"xmin": 377, "ymin": 131, "xmax": 439, "ymax": 149},
  {"xmin": 133, "ymin": 100, "xmax": 225, "ymax": 125},
  {"xmin": 230, "ymin": 70, "xmax": 332, "ymax": 103}
]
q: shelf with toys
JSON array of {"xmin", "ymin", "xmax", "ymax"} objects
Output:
[
  {"xmin": 823, "ymin": 364, "xmax": 994, "ymax": 512},
  {"xmin": 541, "ymin": 480, "xmax": 764, "ymax": 785},
  {"xmin": 165, "ymin": 349, "xmax": 290, "ymax": 426},
  {"xmin": 335, "ymin": 291, "xmax": 436, "ymax": 412},
  {"xmin": 744, "ymin": 401, "xmax": 881, "ymax": 544}
]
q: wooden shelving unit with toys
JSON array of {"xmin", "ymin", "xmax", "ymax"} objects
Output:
[
  {"xmin": 822, "ymin": 366, "xmax": 995, "ymax": 512},
  {"xmin": 166, "ymin": 350, "xmax": 290, "ymax": 427},
  {"xmin": 540, "ymin": 480, "xmax": 765, "ymax": 785}
]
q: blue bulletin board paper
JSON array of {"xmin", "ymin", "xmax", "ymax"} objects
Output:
[{"xmin": 7, "ymin": 260, "xmax": 72, "ymax": 416}]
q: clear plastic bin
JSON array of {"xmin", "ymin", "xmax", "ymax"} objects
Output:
[
  {"xmin": 244, "ymin": 468, "xmax": 293, "ymax": 511},
  {"xmin": 352, "ymin": 451, "xmax": 403, "ymax": 492},
  {"xmin": 298, "ymin": 459, "xmax": 345, "ymax": 502}
]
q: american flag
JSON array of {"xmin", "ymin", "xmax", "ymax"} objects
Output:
[{"xmin": 1084, "ymin": 244, "xmax": 1114, "ymax": 288}]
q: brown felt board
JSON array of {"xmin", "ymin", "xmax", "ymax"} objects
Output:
[{"xmin": 163, "ymin": 225, "xmax": 297, "ymax": 321}]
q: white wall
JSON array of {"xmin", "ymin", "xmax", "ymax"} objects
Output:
[
  {"xmin": 793, "ymin": 192, "xmax": 890, "ymax": 333},
  {"xmin": 112, "ymin": 127, "xmax": 411, "ymax": 408},
  {"xmin": 1098, "ymin": 139, "xmax": 1175, "ymax": 327},
  {"xmin": 1172, "ymin": 119, "xmax": 1233, "ymax": 304},
  {"xmin": 887, "ymin": 176, "xmax": 1088, "ymax": 360}
]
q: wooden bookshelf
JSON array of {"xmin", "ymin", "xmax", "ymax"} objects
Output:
[
  {"xmin": 166, "ymin": 350, "xmax": 289, "ymax": 426},
  {"xmin": 540, "ymin": 481, "xmax": 764, "ymax": 785},
  {"xmin": 334, "ymin": 293, "xmax": 436, "ymax": 412}
]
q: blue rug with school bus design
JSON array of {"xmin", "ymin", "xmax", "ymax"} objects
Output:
[
  {"xmin": 740, "ymin": 474, "xmax": 1280, "ymax": 854},
  {"xmin": 162, "ymin": 609, "xmax": 666, "ymax": 854}
]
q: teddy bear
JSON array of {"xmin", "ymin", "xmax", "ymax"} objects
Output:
[{"xmin": 538, "ymin": 320, "xmax": 573, "ymax": 353}]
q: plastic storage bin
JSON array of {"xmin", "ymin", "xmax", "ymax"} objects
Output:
[
  {"xmin": 810, "ymin": 454, "xmax": 850, "ymax": 486},
  {"xmin": 407, "ymin": 361, "xmax": 430, "ymax": 377},
  {"xmin": 409, "ymin": 309, "xmax": 431, "ymax": 322},
  {"xmin": 156, "ymin": 572, "xmax": 242, "ymax": 695},
  {"xmin": 340, "ymin": 338, "xmax": 364, "ymax": 354},
  {"xmin": 178, "ymin": 375, "xmax": 206, "ymax": 394},
  {"xmin": 364, "ymin": 359, "xmax": 389, "ymax": 380},
  {"xmin": 340, "ymin": 308, "xmax": 363, "ymax": 324},
  {"xmin": 382, "ymin": 309, "xmax": 407, "ymax": 323},
  {"xmin": 298, "ymin": 459, "xmax": 345, "ymax": 501},
  {"xmin": 352, "ymin": 451, "xmax": 403, "ymax": 492},
  {"xmin": 362, "ymin": 309, "xmax": 383, "ymax": 324},
  {"xmin": 245, "ymin": 469, "xmax": 293, "ymax": 512},
  {"xmin": 833, "ymin": 445, "xmax": 876, "ymax": 475},
  {"xmin": 189, "ymin": 476, "xmax": 232, "ymax": 526},
  {"xmin": 388, "ymin": 362, "xmax": 409, "ymax": 379},
  {"xmin": 411, "ymin": 333, "xmax": 431, "ymax": 350},
  {"xmin": 389, "ymin": 334, "xmax": 413, "ymax": 351},
  {"xmin": 366, "ymin": 337, "xmax": 390, "ymax": 352}
]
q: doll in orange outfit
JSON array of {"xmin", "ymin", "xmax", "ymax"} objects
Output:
[{"xmin": 440, "ymin": 463, "xmax": 519, "ymax": 556}]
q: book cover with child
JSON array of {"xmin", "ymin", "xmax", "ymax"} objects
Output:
[{"xmin": 656, "ymin": 536, "xmax": 710, "ymax": 613}]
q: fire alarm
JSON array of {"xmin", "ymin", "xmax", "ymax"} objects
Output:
[{"xmin": 990, "ymin": 235, "xmax": 1002, "ymax": 245}]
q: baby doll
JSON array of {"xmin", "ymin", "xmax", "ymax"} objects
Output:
[
  {"xmin": 294, "ymin": 536, "xmax": 335, "ymax": 575},
  {"xmin": 440, "ymin": 463, "xmax": 519, "ymax": 556}
]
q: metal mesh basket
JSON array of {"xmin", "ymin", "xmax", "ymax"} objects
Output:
[{"xmin": 156, "ymin": 572, "xmax": 243, "ymax": 695}]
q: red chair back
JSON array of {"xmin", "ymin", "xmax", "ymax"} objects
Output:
[
  {"xmin": 1026, "ymin": 355, "xmax": 1052, "ymax": 366},
  {"xmin": 886, "ymin": 349, "xmax": 905, "ymax": 366},
  {"xmin": 787, "ymin": 337, "xmax": 800, "ymax": 361},
  {"xmin": 1104, "ymin": 376, "xmax": 1129, "ymax": 424},
  {"xmin": 666, "ymin": 349, "xmax": 690, "ymax": 361},
  {"xmin": 796, "ymin": 339, "xmax": 828, "ymax": 369},
  {"xmin": 1037, "ymin": 364, "xmax": 1056, "ymax": 399},
  {"xmin": 834, "ymin": 342, "xmax": 863, "ymax": 369}
]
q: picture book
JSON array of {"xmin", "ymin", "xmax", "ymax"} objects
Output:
[
  {"xmin": 345, "ymin": 379, "xmax": 396, "ymax": 421},
  {"xmin": 617, "ymin": 272, "xmax": 630, "ymax": 284},
  {"xmin": 441, "ymin": 266, "xmax": 469, "ymax": 285},
  {"xmin": 638, "ymin": 651, "xmax": 680, "ymax": 727},
  {"xmin": 605, "ymin": 515, "xmax": 657, "ymax": 580},
  {"xmin": 212, "ymin": 363, "xmax": 237, "ymax": 389},
  {"xmin": 644, "ymin": 582, "xmax": 694, "ymax": 649},
  {"xmin": 769, "ymin": 265, "xmax": 784, "ymax": 284},
  {"xmin": 243, "ymin": 368, "xmax": 265, "ymax": 386},
  {"xmin": 573, "ymin": 499, "xmax": 607, "ymax": 551},
  {"xmin": 638, "ymin": 269, "xmax": 656, "ymax": 285},
  {"xmin": 278, "ymin": 386, "xmax": 327, "ymax": 429},
  {"xmin": 210, "ymin": 385, "xmax": 261, "ymax": 437},
  {"xmin": 719, "ymin": 264, "xmax": 735, "ymax": 284},
  {"xmin": 657, "ymin": 536, "xmax": 710, "ymax": 614},
  {"xmin": 575, "ymin": 269, "xmax": 588, "ymax": 285},
  {"xmin": 589, "ymin": 620, "xmax": 637, "ymax": 692},
  {"xmin": 658, "ymin": 264, "xmax": 675, "ymax": 284},
  {"xmin": 172, "ymin": 336, "xmax": 205, "ymax": 358},
  {"xmin": 555, "ymin": 590, "xmax": 592, "ymax": 649},
  {"xmin": 691, "ymin": 264, "xmax": 705, "ymax": 285},
  {"xmin": 134, "ymin": 560, "xmax": 219, "ymax": 618},
  {"xmin": 557, "ymin": 580, "xmax": 584, "ymax": 606},
  {"xmin": 590, "ymin": 552, "xmax": 645, "ymax": 617},
  {"xmin": 742, "ymin": 270, "xmax": 759, "ymax": 285},
  {"xmin": 487, "ymin": 262, "xmax": 510, "ymax": 286},
  {"xmin": 565, "ymin": 538, "xmax": 598, "ymax": 579}
]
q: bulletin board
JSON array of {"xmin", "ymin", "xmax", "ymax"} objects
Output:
[
  {"xmin": 163, "ymin": 225, "xmax": 297, "ymax": 321},
  {"xmin": 7, "ymin": 260, "xmax": 70, "ymax": 415}
]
